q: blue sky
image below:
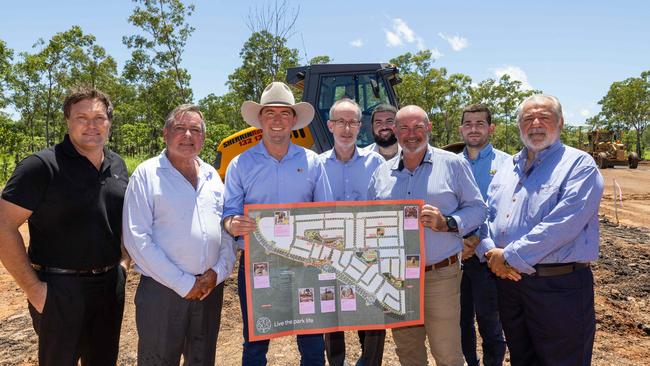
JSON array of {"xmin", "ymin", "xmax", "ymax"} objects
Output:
[{"xmin": 1, "ymin": 0, "xmax": 649, "ymax": 125}]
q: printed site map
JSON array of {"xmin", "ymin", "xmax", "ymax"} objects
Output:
[{"xmin": 244, "ymin": 200, "xmax": 425, "ymax": 341}]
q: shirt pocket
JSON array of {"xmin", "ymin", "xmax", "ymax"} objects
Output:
[{"xmin": 527, "ymin": 184, "xmax": 560, "ymax": 219}]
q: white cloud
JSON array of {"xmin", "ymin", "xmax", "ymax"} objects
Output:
[
  {"xmin": 350, "ymin": 38, "xmax": 364, "ymax": 48},
  {"xmin": 430, "ymin": 48, "xmax": 444, "ymax": 59},
  {"xmin": 493, "ymin": 65, "xmax": 533, "ymax": 90},
  {"xmin": 384, "ymin": 18, "xmax": 426, "ymax": 50},
  {"xmin": 438, "ymin": 32, "xmax": 469, "ymax": 51},
  {"xmin": 385, "ymin": 30, "xmax": 403, "ymax": 47},
  {"xmin": 580, "ymin": 109, "xmax": 591, "ymax": 117}
]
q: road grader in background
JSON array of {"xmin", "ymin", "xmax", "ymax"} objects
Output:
[{"xmin": 582, "ymin": 129, "xmax": 638, "ymax": 169}]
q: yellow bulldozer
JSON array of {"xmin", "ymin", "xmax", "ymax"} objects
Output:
[{"xmin": 582, "ymin": 129, "xmax": 639, "ymax": 169}]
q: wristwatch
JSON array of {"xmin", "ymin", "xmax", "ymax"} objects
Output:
[{"xmin": 445, "ymin": 216, "xmax": 459, "ymax": 232}]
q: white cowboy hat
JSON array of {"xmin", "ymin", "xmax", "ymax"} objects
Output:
[{"xmin": 241, "ymin": 82, "xmax": 315, "ymax": 130}]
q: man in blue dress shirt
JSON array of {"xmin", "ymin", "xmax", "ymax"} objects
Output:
[
  {"xmin": 457, "ymin": 104, "xmax": 509, "ymax": 366},
  {"xmin": 368, "ymin": 105, "xmax": 487, "ymax": 366},
  {"xmin": 477, "ymin": 95, "xmax": 604, "ymax": 366},
  {"xmin": 222, "ymin": 82, "xmax": 332, "ymax": 366},
  {"xmin": 319, "ymin": 98, "xmax": 385, "ymax": 366}
]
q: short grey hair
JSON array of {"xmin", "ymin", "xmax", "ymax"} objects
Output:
[
  {"xmin": 329, "ymin": 98, "xmax": 362, "ymax": 121},
  {"xmin": 164, "ymin": 104, "xmax": 206, "ymax": 131},
  {"xmin": 516, "ymin": 94, "xmax": 563, "ymax": 124}
]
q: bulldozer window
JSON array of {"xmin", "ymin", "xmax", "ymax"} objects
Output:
[{"xmin": 317, "ymin": 73, "xmax": 391, "ymax": 148}]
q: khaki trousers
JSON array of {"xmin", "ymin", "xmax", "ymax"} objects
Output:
[{"xmin": 392, "ymin": 260, "xmax": 464, "ymax": 366}]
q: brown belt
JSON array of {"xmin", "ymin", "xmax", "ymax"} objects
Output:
[
  {"xmin": 424, "ymin": 255, "xmax": 459, "ymax": 272},
  {"xmin": 32, "ymin": 263, "xmax": 116, "ymax": 275}
]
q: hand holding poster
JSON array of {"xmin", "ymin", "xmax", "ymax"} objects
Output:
[{"xmin": 244, "ymin": 200, "xmax": 425, "ymax": 341}]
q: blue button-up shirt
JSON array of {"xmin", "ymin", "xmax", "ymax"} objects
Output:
[
  {"xmin": 319, "ymin": 147, "xmax": 384, "ymax": 201},
  {"xmin": 459, "ymin": 144, "xmax": 511, "ymax": 201},
  {"xmin": 223, "ymin": 142, "xmax": 333, "ymax": 249},
  {"xmin": 123, "ymin": 152, "xmax": 237, "ymax": 297},
  {"xmin": 476, "ymin": 141, "xmax": 604, "ymax": 274},
  {"xmin": 368, "ymin": 145, "xmax": 487, "ymax": 265}
]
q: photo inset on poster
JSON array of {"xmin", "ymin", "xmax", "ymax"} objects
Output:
[
  {"xmin": 253, "ymin": 262, "xmax": 270, "ymax": 289},
  {"xmin": 376, "ymin": 227, "xmax": 385, "ymax": 237},
  {"xmin": 274, "ymin": 210, "xmax": 290, "ymax": 236},
  {"xmin": 319, "ymin": 286, "xmax": 336, "ymax": 313},
  {"xmin": 403, "ymin": 205, "xmax": 419, "ymax": 230},
  {"xmin": 299, "ymin": 288, "xmax": 315, "ymax": 314},
  {"xmin": 405, "ymin": 255, "xmax": 421, "ymax": 279},
  {"xmin": 340, "ymin": 285, "xmax": 357, "ymax": 311}
]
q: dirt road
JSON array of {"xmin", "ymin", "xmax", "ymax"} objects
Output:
[{"xmin": 1, "ymin": 166, "xmax": 649, "ymax": 365}]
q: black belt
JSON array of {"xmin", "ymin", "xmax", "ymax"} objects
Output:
[
  {"xmin": 32, "ymin": 263, "xmax": 116, "ymax": 275},
  {"xmin": 532, "ymin": 262, "xmax": 590, "ymax": 277}
]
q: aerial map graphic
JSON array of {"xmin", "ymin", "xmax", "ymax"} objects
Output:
[{"xmin": 244, "ymin": 200, "xmax": 425, "ymax": 341}]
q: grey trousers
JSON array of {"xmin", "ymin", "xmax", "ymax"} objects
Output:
[{"xmin": 135, "ymin": 275, "xmax": 225, "ymax": 366}]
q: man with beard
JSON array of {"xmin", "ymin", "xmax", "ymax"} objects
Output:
[
  {"xmin": 363, "ymin": 104, "xmax": 400, "ymax": 160},
  {"xmin": 368, "ymin": 105, "xmax": 486, "ymax": 366},
  {"xmin": 457, "ymin": 104, "xmax": 508, "ymax": 366},
  {"xmin": 319, "ymin": 98, "xmax": 385, "ymax": 366},
  {"xmin": 476, "ymin": 95, "xmax": 604, "ymax": 366}
]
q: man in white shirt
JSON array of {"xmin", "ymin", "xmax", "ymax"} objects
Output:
[{"xmin": 123, "ymin": 104, "xmax": 236, "ymax": 365}]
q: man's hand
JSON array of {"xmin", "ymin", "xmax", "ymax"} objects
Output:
[
  {"xmin": 196, "ymin": 269, "xmax": 217, "ymax": 300},
  {"xmin": 420, "ymin": 204, "xmax": 447, "ymax": 232},
  {"xmin": 486, "ymin": 248, "xmax": 522, "ymax": 281},
  {"xmin": 184, "ymin": 280, "xmax": 205, "ymax": 301},
  {"xmin": 461, "ymin": 235, "xmax": 480, "ymax": 260},
  {"xmin": 26, "ymin": 281, "xmax": 47, "ymax": 313},
  {"xmin": 184, "ymin": 269, "xmax": 218, "ymax": 301},
  {"xmin": 225, "ymin": 215, "xmax": 257, "ymax": 237}
]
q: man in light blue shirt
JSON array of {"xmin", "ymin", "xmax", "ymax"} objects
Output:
[
  {"xmin": 368, "ymin": 105, "xmax": 487, "ymax": 366},
  {"xmin": 478, "ymin": 95, "xmax": 604, "ymax": 366},
  {"xmin": 319, "ymin": 98, "xmax": 385, "ymax": 366},
  {"xmin": 123, "ymin": 104, "xmax": 236, "ymax": 365},
  {"xmin": 223, "ymin": 82, "xmax": 332, "ymax": 366},
  {"xmin": 457, "ymin": 104, "xmax": 509, "ymax": 366}
]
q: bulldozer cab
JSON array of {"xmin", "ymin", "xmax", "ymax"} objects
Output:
[
  {"xmin": 214, "ymin": 63, "xmax": 400, "ymax": 179},
  {"xmin": 291, "ymin": 63, "xmax": 400, "ymax": 152}
]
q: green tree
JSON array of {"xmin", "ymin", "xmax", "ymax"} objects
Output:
[
  {"xmin": 122, "ymin": 0, "xmax": 196, "ymax": 154},
  {"xmin": 390, "ymin": 50, "xmax": 471, "ymax": 146},
  {"xmin": 0, "ymin": 39, "xmax": 14, "ymax": 108},
  {"xmin": 598, "ymin": 72, "xmax": 650, "ymax": 157},
  {"xmin": 227, "ymin": 30, "xmax": 299, "ymax": 103},
  {"xmin": 469, "ymin": 75, "xmax": 539, "ymax": 153}
]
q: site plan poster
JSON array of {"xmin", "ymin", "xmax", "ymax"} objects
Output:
[{"xmin": 244, "ymin": 200, "xmax": 425, "ymax": 341}]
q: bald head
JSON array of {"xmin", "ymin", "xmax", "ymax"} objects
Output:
[{"xmin": 395, "ymin": 105, "xmax": 431, "ymax": 155}]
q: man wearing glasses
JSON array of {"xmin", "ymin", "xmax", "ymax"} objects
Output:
[
  {"xmin": 320, "ymin": 98, "xmax": 385, "ymax": 366},
  {"xmin": 363, "ymin": 104, "xmax": 401, "ymax": 161},
  {"xmin": 457, "ymin": 104, "xmax": 509, "ymax": 366}
]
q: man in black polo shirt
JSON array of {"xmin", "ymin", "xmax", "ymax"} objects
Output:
[{"xmin": 0, "ymin": 87, "xmax": 129, "ymax": 365}]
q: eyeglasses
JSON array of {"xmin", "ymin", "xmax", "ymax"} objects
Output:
[
  {"xmin": 171, "ymin": 126, "xmax": 203, "ymax": 136},
  {"xmin": 331, "ymin": 119, "xmax": 361, "ymax": 129}
]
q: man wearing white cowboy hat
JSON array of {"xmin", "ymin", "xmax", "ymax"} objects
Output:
[{"xmin": 223, "ymin": 81, "xmax": 332, "ymax": 365}]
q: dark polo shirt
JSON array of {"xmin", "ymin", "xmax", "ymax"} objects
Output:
[{"xmin": 2, "ymin": 134, "xmax": 129, "ymax": 269}]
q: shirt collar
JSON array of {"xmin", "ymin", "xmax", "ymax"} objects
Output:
[
  {"xmin": 60, "ymin": 134, "xmax": 112, "ymax": 170},
  {"xmin": 326, "ymin": 146, "xmax": 361, "ymax": 162},
  {"xmin": 513, "ymin": 140, "xmax": 563, "ymax": 169},
  {"xmin": 392, "ymin": 145, "xmax": 434, "ymax": 171},
  {"xmin": 253, "ymin": 140, "xmax": 301, "ymax": 161},
  {"xmin": 463, "ymin": 143, "xmax": 494, "ymax": 161}
]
